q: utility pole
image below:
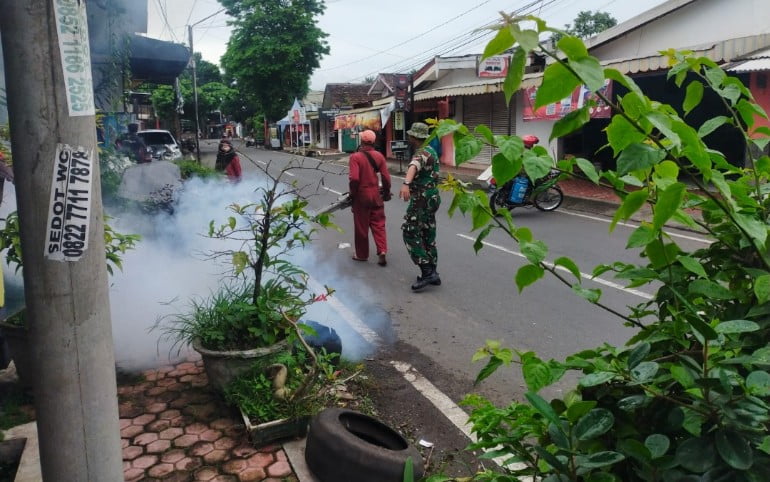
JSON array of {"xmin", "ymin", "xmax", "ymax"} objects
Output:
[
  {"xmin": 0, "ymin": 2, "xmax": 123, "ymax": 480},
  {"xmin": 188, "ymin": 25, "xmax": 202, "ymax": 162}
]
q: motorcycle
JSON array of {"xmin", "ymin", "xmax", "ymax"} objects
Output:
[{"xmin": 486, "ymin": 168, "xmax": 564, "ymax": 215}]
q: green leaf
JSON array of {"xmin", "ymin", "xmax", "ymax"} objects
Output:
[
  {"xmin": 515, "ymin": 29, "xmax": 540, "ymax": 53},
  {"xmin": 497, "ymin": 135, "xmax": 525, "ymax": 161},
  {"xmin": 474, "ymin": 357, "xmax": 503, "ymax": 385},
  {"xmin": 482, "ymin": 26, "xmax": 515, "ymax": 59},
  {"xmin": 611, "ymin": 189, "xmax": 649, "ymax": 231},
  {"xmin": 670, "ymin": 365, "xmax": 696, "ymax": 389},
  {"xmin": 521, "ymin": 240, "xmax": 548, "ymax": 265},
  {"xmin": 645, "ymin": 434, "xmax": 670, "ymax": 459},
  {"xmin": 491, "ymin": 153, "xmax": 518, "ymax": 188},
  {"xmin": 735, "ymin": 212, "xmax": 769, "ymax": 246},
  {"xmin": 579, "ymin": 451, "xmax": 626, "ymax": 469},
  {"xmin": 627, "ymin": 343, "xmax": 650, "ymax": 369},
  {"xmin": 571, "ymin": 56, "xmax": 605, "ymax": 92},
  {"xmin": 474, "ymin": 124, "xmax": 494, "ymax": 144},
  {"xmin": 232, "ymin": 251, "xmax": 250, "ymax": 275},
  {"xmin": 698, "ymin": 116, "xmax": 729, "ymax": 138},
  {"xmin": 552, "ymin": 106, "xmax": 591, "ymax": 140},
  {"xmin": 606, "ymin": 115, "xmax": 646, "ymax": 156},
  {"xmin": 525, "ymin": 391, "xmax": 563, "ymax": 430},
  {"xmin": 617, "ymin": 394, "xmax": 648, "ymax": 411},
  {"xmin": 756, "ymin": 276, "xmax": 770, "ymax": 305},
  {"xmin": 626, "ymin": 224, "xmax": 655, "ymax": 248},
  {"xmin": 515, "ymin": 264, "xmax": 544, "ymax": 292},
  {"xmin": 675, "ymin": 437, "xmax": 716, "ymax": 473},
  {"xmin": 715, "ymin": 430, "xmax": 753, "ymax": 470},
  {"xmin": 566, "ymin": 400, "xmax": 596, "ymax": 422},
  {"xmin": 746, "ymin": 370, "xmax": 770, "ymax": 396},
  {"xmin": 522, "ymin": 358, "xmax": 553, "ymax": 393},
  {"xmin": 683, "ymin": 81, "xmax": 704, "ymax": 116},
  {"xmin": 522, "ymin": 150, "xmax": 552, "ymax": 181},
  {"xmin": 653, "ymin": 182, "xmax": 686, "ymax": 231},
  {"xmin": 646, "ymin": 111, "xmax": 681, "ymax": 148},
  {"xmin": 554, "ymin": 256, "xmax": 581, "ymax": 283},
  {"xmin": 557, "ymin": 35, "xmax": 588, "ymax": 60},
  {"xmin": 573, "ymin": 285, "xmax": 601, "ymax": 303},
  {"xmin": 630, "ymin": 361, "xmax": 659, "ymax": 383},
  {"xmin": 575, "ymin": 408, "xmax": 614, "ymax": 440},
  {"xmin": 535, "ymin": 62, "xmax": 580, "ymax": 109},
  {"xmin": 579, "ymin": 371, "xmax": 616, "ymax": 387},
  {"xmin": 616, "ymin": 143, "xmax": 666, "ymax": 176},
  {"xmin": 504, "ymin": 48, "xmax": 527, "ymax": 104},
  {"xmin": 688, "ymin": 280, "xmax": 735, "ymax": 300},
  {"xmin": 715, "ymin": 319, "xmax": 760, "ymax": 334},
  {"xmin": 677, "ymin": 255, "xmax": 707, "ymax": 278},
  {"xmin": 454, "ymin": 133, "xmax": 484, "ymax": 164},
  {"xmin": 575, "ymin": 157, "xmax": 600, "ymax": 184}
]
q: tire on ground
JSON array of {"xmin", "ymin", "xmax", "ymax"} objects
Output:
[{"xmin": 305, "ymin": 407, "xmax": 424, "ymax": 482}]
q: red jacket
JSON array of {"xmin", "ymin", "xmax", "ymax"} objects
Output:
[
  {"xmin": 225, "ymin": 154, "xmax": 242, "ymax": 181},
  {"xmin": 349, "ymin": 146, "xmax": 391, "ymax": 207}
]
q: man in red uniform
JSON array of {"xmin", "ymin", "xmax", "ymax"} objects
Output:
[{"xmin": 348, "ymin": 130, "xmax": 392, "ymax": 266}]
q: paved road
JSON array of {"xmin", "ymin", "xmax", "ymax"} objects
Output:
[{"xmin": 209, "ymin": 142, "xmax": 709, "ymax": 407}]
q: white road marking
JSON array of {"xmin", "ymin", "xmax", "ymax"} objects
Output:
[
  {"xmin": 456, "ymin": 233, "xmax": 654, "ymax": 300},
  {"xmin": 306, "ymin": 276, "xmax": 381, "ymax": 345},
  {"xmin": 321, "ymin": 186, "xmax": 343, "ymax": 195},
  {"xmin": 284, "ymin": 171, "xmax": 295, "ymax": 177},
  {"xmin": 557, "ymin": 209, "xmax": 711, "ymax": 244}
]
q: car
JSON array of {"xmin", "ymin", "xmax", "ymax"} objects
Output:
[{"xmin": 137, "ymin": 129, "xmax": 183, "ymax": 162}]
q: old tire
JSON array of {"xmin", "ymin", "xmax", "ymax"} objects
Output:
[{"xmin": 305, "ymin": 408, "xmax": 424, "ymax": 482}]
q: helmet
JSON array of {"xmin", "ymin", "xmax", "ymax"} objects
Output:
[{"xmin": 522, "ymin": 135, "xmax": 539, "ymax": 148}]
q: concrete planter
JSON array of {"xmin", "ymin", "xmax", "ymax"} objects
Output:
[
  {"xmin": 239, "ymin": 406, "xmax": 310, "ymax": 446},
  {"xmin": 192, "ymin": 338, "xmax": 291, "ymax": 393}
]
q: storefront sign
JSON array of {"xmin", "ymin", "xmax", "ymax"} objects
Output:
[
  {"xmin": 390, "ymin": 140, "xmax": 409, "ymax": 151},
  {"xmin": 333, "ymin": 111, "xmax": 381, "ymax": 131},
  {"xmin": 522, "ymin": 80, "xmax": 613, "ymax": 121},
  {"xmin": 394, "ymin": 111, "xmax": 404, "ymax": 130},
  {"xmin": 45, "ymin": 144, "xmax": 94, "ymax": 261},
  {"xmin": 319, "ymin": 108, "xmax": 340, "ymax": 119},
  {"xmin": 478, "ymin": 55, "xmax": 510, "ymax": 78}
]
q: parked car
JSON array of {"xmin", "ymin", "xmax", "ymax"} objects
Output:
[{"xmin": 137, "ymin": 129, "xmax": 183, "ymax": 161}]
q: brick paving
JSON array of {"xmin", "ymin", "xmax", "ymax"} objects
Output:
[{"xmin": 118, "ymin": 357, "xmax": 299, "ymax": 482}]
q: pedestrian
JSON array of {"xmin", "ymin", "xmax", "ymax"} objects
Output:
[
  {"xmin": 349, "ymin": 129, "xmax": 392, "ymax": 265},
  {"xmin": 115, "ymin": 123, "xmax": 151, "ymax": 163},
  {"xmin": 399, "ymin": 122, "xmax": 441, "ymax": 291},
  {"xmin": 215, "ymin": 138, "xmax": 242, "ymax": 182}
]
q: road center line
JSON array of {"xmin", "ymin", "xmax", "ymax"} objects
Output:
[
  {"xmin": 557, "ymin": 209, "xmax": 711, "ymax": 244},
  {"xmin": 321, "ymin": 186, "xmax": 343, "ymax": 195},
  {"xmin": 456, "ymin": 233, "xmax": 654, "ymax": 300},
  {"xmin": 306, "ymin": 276, "xmax": 381, "ymax": 345}
]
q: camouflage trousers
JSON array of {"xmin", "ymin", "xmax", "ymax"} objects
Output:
[{"xmin": 402, "ymin": 188, "xmax": 441, "ymax": 266}]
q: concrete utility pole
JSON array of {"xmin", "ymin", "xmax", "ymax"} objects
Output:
[{"xmin": 0, "ymin": 2, "xmax": 123, "ymax": 480}]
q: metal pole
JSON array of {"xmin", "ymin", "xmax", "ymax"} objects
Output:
[
  {"xmin": 188, "ymin": 25, "xmax": 201, "ymax": 162},
  {"xmin": 0, "ymin": 2, "xmax": 123, "ymax": 480}
]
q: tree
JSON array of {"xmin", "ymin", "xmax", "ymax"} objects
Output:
[
  {"xmin": 218, "ymin": 0, "xmax": 329, "ymax": 122},
  {"xmin": 553, "ymin": 10, "xmax": 616, "ymax": 42}
]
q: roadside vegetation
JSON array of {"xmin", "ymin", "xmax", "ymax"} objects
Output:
[{"xmin": 422, "ymin": 13, "xmax": 770, "ymax": 482}]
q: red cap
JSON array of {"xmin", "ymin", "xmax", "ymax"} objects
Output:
[{"xmin": 522, "ymin": 135, "xmax": 539, "ymax": 148}]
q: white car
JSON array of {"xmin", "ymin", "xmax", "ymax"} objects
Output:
[{"xmin": 137, "ymin": 129, "xmax": 183, "ymax": 162}]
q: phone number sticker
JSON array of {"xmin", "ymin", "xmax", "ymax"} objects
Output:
[
  {"xmin": 53, "ymin": 0, "xmax": 95, "ymax": 116},
  {"xmin": 45, "ymin": 144, "xmax": 94, "ymax": 262}
]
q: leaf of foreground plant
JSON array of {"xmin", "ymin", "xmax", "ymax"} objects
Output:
[
  {"xmin": 645, "ymin": 433, "xmax": 670, "ymax": 459},
  {"xmin": 575, "ymin": 408, "xmax": 614, "ymax": 440},
  {"xmin": 746, "ymin": 370, "xmax": 770, "ymax": 396},
  {"xmin": 577, "ymin": 451, "xmax": 626, "ymax": 469},
  {"xmin": 714, "ymin": 319, "xmax": 760, "ymax": 334},
  {"xmin": 675, "ymin": 437, "xmax": 716, "ymax": 473},
  {"xmin": 516, "ymin": 264, "xmax": 545, "ymax": 292},
  {"xmin": 715, "ymin": 429, "xmax": 753, "ymax": 470}
]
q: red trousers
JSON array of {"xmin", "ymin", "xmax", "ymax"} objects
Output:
[{"xmin": 352, "ymin": 202, "xmax": 387, "ymax": 259}]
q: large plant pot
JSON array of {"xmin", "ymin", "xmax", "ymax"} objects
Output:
[
  {"xmin": 192, "ymin": 338, "xmax": 291, "ymax": 393},
  {"xmin": 239, "ymin": 405, "xmax": 309, "ymax": 446},
  {"xmin": 0, "ymin": 320, "xmax": 33, "ymax": 389}
]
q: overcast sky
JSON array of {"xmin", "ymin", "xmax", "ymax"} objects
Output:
[{"xmin": 147, "ymin": 0, "xmax": 668, "ymax": 91}]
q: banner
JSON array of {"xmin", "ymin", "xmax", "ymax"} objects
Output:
[
  {"xmin": 522, "ymin": 80, "xmax": 613, "ymax": 121},
  {"xmin": 478, "ymin": 55, "xmax": 510, "ymax": 78},
  {"xmin": 333, "ymin": 110, "xmax": 381, "ymax": 131}
]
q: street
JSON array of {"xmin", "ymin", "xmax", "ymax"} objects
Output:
[{"xmin": 220, "ymin": 142, "xmax": 710, "ymax": 408}]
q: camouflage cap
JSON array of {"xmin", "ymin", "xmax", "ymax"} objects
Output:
[{"xmin": 406, "ymin": 122, "xmax": 430, "ymax": 139}]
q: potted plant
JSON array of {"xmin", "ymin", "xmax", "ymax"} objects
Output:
[{"xmin": 154, "ymin": 160, "xmax": 336, "ymax": 393}]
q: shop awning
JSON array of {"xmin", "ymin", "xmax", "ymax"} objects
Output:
[
  {"xmin": 129, "ymin": 34, "xmax": 191, "ymax": 84},
  {"xmin": 725, "ymin": 47, "xmax": 770, "ymax": 73}
]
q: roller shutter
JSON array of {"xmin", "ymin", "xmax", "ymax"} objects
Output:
[{"xmin": 461, "ymin": 93, "xmax": 514, "ymax": 164}]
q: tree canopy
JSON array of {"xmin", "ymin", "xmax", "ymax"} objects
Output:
[
  {"xmin": 566, "ymin": 10, "xmax": 617, "ymax": 39},
  {"xmin": 218, "ymin": 0, "xmax": 329, "ymax": 122}
]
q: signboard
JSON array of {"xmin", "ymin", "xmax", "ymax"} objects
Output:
[
  {"xmin": 319, "ymin": 108, "xmax": 340, "ymax": 120},
  {"xmin": 45, "ymin": 144, "xmax": 94, "ymax": 261},
  {"xmin": 390, "ymin": 140, "xmax": 409, "ymax": 152},
  {"xmin": 394, "ymin": 111, "xmax": 404, "ymax": 130},
  {"xmin": 53, "ymin": 0, "xmax": 95, "ymax": 116},
  {"xmin": 478, "ymin": 55, "xmax": 510, "ymax": 78},
  {"xmin": 333, "ymin": 111, "xmax": 381, "ymax": 131},
  {"xmin": 522, "ymin": 80, "xmax": 613, "ymax": 121}
]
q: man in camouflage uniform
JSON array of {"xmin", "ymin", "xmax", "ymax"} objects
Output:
[{"xmin": 399, "ymin": 122, "xmax": 441, "ymax": 291}]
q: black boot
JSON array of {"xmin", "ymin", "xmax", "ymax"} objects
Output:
[{"xmin": 412, "ymin": 264, "xmax": 441, "ymax": 291}]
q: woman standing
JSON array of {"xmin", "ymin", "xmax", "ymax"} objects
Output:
[{"xmin": 215, "ymin": 139, "xmax": 242, "ymax": 182}]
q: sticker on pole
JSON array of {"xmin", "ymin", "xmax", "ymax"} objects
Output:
[
  {"xmin": 45, "ymin": 144, "xmax": 94, "ymax": 262},
  {"xmin": 53, "ymin": 0, "xmax": 95, "ymax": 116}
]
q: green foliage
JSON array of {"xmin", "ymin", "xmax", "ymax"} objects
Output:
[
  {"xmin": 0, "ymin": 211, "xmax": 139, "ymax": 276},
  {"xmin": 218, "ymin": 0, "xmax": 329, "ymax": 121},
  {"xmin": 175, "ymin": 159, "xmax": 219, "ymax": 180},
  {"xmin": 443, "ymin": 14, "xmax": 770, "ymax": 482},
  {"xmin": 553, "ymin": 10, "xmax": 618, "ymax": 42}
]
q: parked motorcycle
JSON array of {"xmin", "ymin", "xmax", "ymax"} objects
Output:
[{"xmin": 487, "ymin": 169, "xmax": 564, "ymax": 215}]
